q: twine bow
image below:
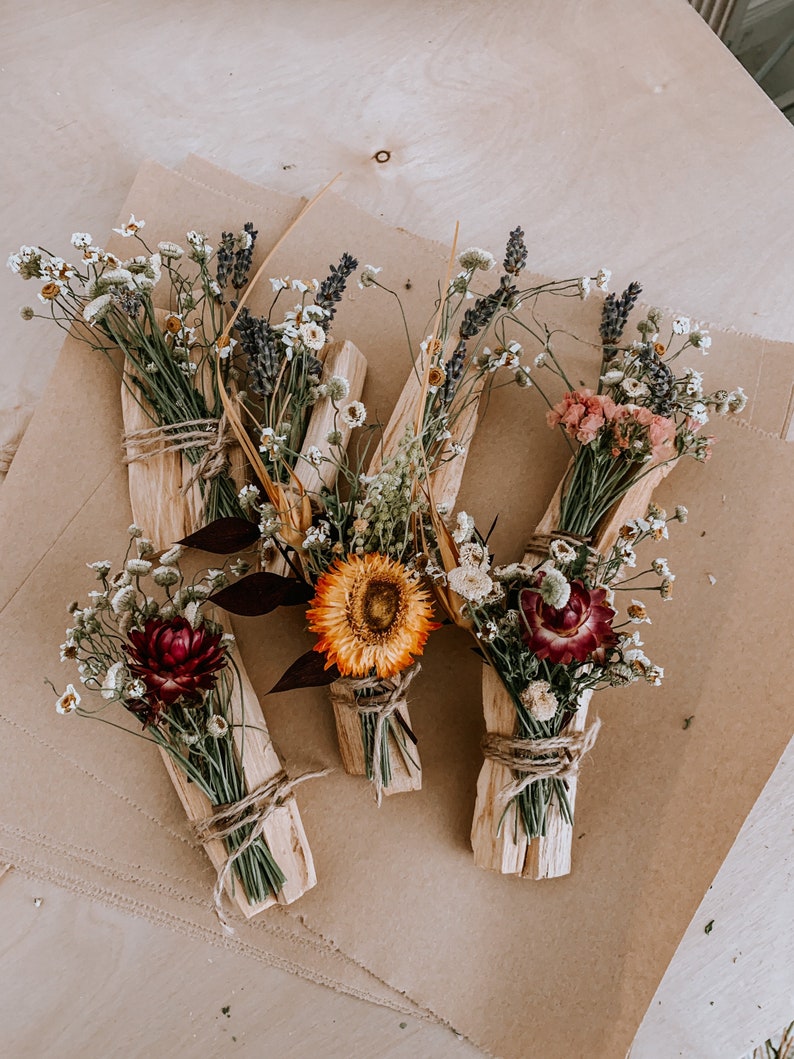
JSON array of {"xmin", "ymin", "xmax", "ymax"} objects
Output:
[
  {"xmin": 482, "ymin": 718, "xmax": 602, "ymax": 805},
  {"xmin": 193, "ymin": 767, "xmax": 330, "ymax": 934},
  {"xmin": 330, "ymin": 664, "xmax": 420, "ymax": 806}
]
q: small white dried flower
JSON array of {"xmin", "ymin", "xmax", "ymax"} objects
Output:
[
  {"xmin": 520, "ymin": 680, "xmax": 559, "ymax": 723},
  {"xmin": 358, "ymin": 264, "xmax": 383, "ymax": 288},
  {"xmin": 451, "ymin": 510, "xmax": 475, "ymax": 544},
  {"xmin": 305, "ymin": 445, "xmax": 323, "ymax": 467},
  {"xmin": 111, "ymin": 585, "xmax": 136, "ymax": 614},
  {"xmin": 601, "ymin": 369, "xmax": 624, "ymax": 387},
  {"xmin": 340, "ymin": 401, "xmax": 366, "ymax": 428},
  {"xmin": 627, "ymin": 599, "xmax": 652, "ymax": 624},
  {"xmin": 152, "ymin": 566, "xmax": 179, "ymax": 587},
  {"xmin": 728, "ymin": 387, "xmax": 747, "ymax": 413},
  {"xmin": 126, "ymin": 558, "xmax": 152, "ymax": 577},
  {"xmin": 621, "ymin": 378, "xmax": 650, "ymax": 399},
  {"xmin": 651, "ymin": 558, "xmax": 673, "ymax": 579},
  {"xmin": 101, "ymin": 661, "xmax": 127, "ymax": 700},
  {"xmin": 113, "ymin": 214, "xmax": 145, "ymax": 238},
  {"xmin": 595, "ymin": 268, "xmax": 612, "ymax": 292},
  {"xmin": 206, "ymin": 714, "xmax": 229, "ymax": 738},
  {"xmin": 230, "ymin": 558, "xmax": 250, "ymax": 578},
  {"xmin": 538, "ymin": 566, "xmax": 570, "ymax": 609},
  {"xmin": 690, "ymin": 329, "xmax": 711, "ymax": 352},
  {"xmin": 70, "ymin": 232, "xmax": 93, "ymax": 248},
  {"xmin": 299, "ymin": 321, "xmax": 326, "ymax": 351},
  {"xmin": 157, "ymin": 240, "xmax": 184, "ymax": 260},
  {"xmin": 447, "ymin": 564, "xmax": 494, "ymax": 603},
  {"xmin": 549, "ymin": 539, "xmax": 577, "ymax": 564},
  {"xmin": 159, "ymin": 544, "xmax": 184, "ymax": 567},
  {"xmin": 324, "ymin": 375, "xmax": 350, "ymax": 402},
  {"xmin": 259, "ymin": 426, "xmax": 287, "ymax": 459},
  {"xmin": 183, "ymin": 601, "xmax": 201, "ymax": 629},
  {"xmin": 238, "ymin": 484, "xmax": 260, "ymax": 510},
  {"xmin": 56, "ymin": 684, "xmax": 81, "ymax": 715},
  {"xmin": 136, "ymin": 538, "xmax": 155, "ymax": 558},
  {"xmin": 458, "ymin": 541, "xmax": 487, "ymax": 568},
  {"xmin": 458, "ymin": 247, "xmax": 496, "ymax": 272},
  {"xmin": 82, "ymin": 294, "xmax": 113, "ymax": 324},
  {"xmin": 577, "ymin": 277, "xmax": 591, "ymax": 300},
  {"xmin": 672, "ymin": 315, "xmax": 690, "ymax": 335},
  {"xmin": 87, "ymin": 560, "xmax": 113, "ymax": 579}
]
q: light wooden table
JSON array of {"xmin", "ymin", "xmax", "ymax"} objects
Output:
[{"xmin": 1, "ymin": 2, "xmax": 792, "ymax": 1055}]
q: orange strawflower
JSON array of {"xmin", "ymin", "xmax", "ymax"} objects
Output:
[{"xmin": 307, "ymin": 553, "xmax": 439, "ymax": 679}]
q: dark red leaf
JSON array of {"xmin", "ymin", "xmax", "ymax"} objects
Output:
[
  {"xmin": 269, "ymin": 649, "xmax": 341, "ymax": 694},
  {"xmin": 210, "ymin": 572, "xmax": 314, "ymax": 617},
  {"xmin": 178, "ymin": 517, "xmax": 260, "ymax": 554}
]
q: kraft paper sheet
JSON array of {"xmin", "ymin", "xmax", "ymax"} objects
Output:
[{"xmin": 1, "ymin": 158, "xmax": 792, "ymax": 1059}]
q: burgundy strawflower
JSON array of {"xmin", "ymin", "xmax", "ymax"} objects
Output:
[
  {"xmin": 519, "ymin": 580, "xmax": 617, "ymax": 666},
  {"xmin": 125, "ymin": 617, "xmax": 226, "ymax": 716}
]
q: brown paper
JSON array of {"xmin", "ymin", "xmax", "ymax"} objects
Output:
[{"xmin": 1, "ymin": 159, "xmax": 792, "ymax": 1059}]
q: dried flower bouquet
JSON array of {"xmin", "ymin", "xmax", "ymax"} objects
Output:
[
  {"xmin": 53, "ymin": 531, "xmax": 324, "ymax": 929},
  {"xmin": 422, "ymin": 279, "xmax": 746, "ymax": 877}
]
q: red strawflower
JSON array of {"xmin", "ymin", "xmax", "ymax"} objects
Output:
[
  {"xmin": 519, "ymin": 580, "xmax": 618, "ymax": 665},
  {"xmin": 125, "ymin": 617, "xmax": 226, "ymax": 711}
]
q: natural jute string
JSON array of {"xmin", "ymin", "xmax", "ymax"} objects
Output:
[
  {"xmin": 329, "ymin": 664, "xmax": 420, "ymax": 806},
  {"xmin": 123, "ymin": 408, "xmax": 237, "ymax": 521},
  {"xmin": 193, "ymin": 767, "xmax": 330, "ymax": 934},
  {"xmin": 482, "ymin": 718, "xmax": 601, "ymax": 804}
]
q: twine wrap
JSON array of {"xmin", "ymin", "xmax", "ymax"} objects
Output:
[
  {"xmin": 122, "ymin": 409, "xmax": 237, "ymax": 522},
  {"xmin": 329, "ymin": 664, "xmax": 420, "ymax": 806},
  {"xmin": 193, "ymin": 767, "xmax": 330, "ymax": 934},
  {"xmin": 482, "ymin": 718, "xmax": 602, "ymax": 805}
]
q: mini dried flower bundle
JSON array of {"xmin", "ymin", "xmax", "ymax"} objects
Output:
[
  {"xmin": 416, "ymin": 271, "xmax": 743, "ymax": 876},
  {"xmin": 536, "ymin": 288, "xmax": 746, "ymax": 536},
  {"xmin": 429, "ymin": 506, "xmax": 680, "ymax": 847},
  {"xmin": 54, "ymin": 527, "xmax": 292, "ymax": 915},
  {"xmin": 8, "ymin": 219, "xmax": 262, "ymax": 530}
]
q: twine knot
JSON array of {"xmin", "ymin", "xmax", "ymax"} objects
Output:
[
  {"xmin": 122, "ymin": 407, "xmax": 238, "ymax": 522},
  {"xmin": 482, "ymin": 718, "xmax": 601, "ymax": 804},
  {"xmin": 193, "ymin": 767, "xmax": 330, "ymax": 934},
  {"xmin": 330, "ymin": 664, "xmax": 420, "ymax": 805}
]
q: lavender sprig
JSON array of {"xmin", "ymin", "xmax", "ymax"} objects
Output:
[{"xmin": 315, "ymin": 252, "xmax": 358, "ymax": 327}]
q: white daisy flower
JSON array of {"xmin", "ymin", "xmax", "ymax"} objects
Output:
[
  {"xmin": 340, "ymin": 401, "xmax": 367, "ymax": 428},
  {"xmin": 70, "ymin": 232, "xmax": 93, "ymax": 248},
  {"xmin": 299, "ymin": 321, "xmax": 326, "ymax": 351},
  {"xmin": 596, "ymin": 268, "xmax": 612, "ymax": 292},
  {"xmin": 56, "ymin": 684, "xmax": 81, "ymax": 715},
  {"xmin": 113, "ymin": 214, "xmax": 145, "ymax": 238},
  {"xmin": 672, "ymin": 315, "xmax": 690, "ymax": 335}
]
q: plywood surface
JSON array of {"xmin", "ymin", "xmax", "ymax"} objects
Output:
[{"xmin": 2, "ymin": 2, "xmax": 793, "ymax": 1056}]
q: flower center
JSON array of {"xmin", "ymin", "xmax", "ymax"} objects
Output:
[{"xmin": 348, "ymin": 577, "xmax": 406, "ymax": 644}]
